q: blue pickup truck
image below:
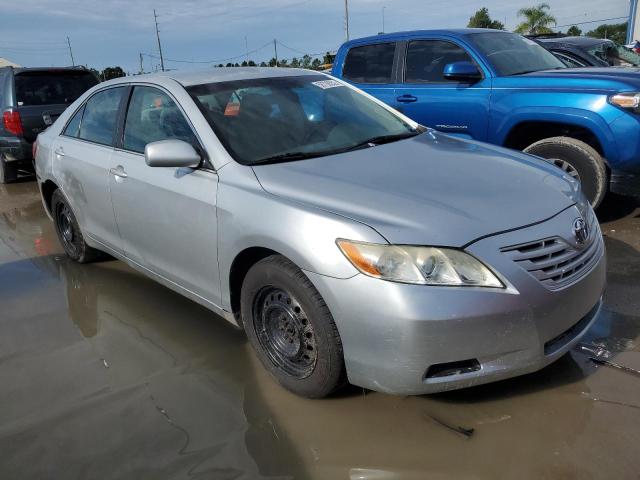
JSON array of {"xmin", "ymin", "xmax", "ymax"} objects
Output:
[{"xmin": 332, "ymin": 29, "xmax": 640, "ymax": 207}]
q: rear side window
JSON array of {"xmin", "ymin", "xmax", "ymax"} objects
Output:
[
  {"xmin": 342, "ymin": 43, "xmax": 396, "ymax": 83},
  {"xmin": 405, "ymin": 40, "xmax": 475, "ymax": 83},
  {"xmin": 123, "ymin": 86, "xmax": 199, "ymax": 154},
  {"xmin": 15, "ymin": 72, "xmax": 98, "ymax": 106},
  {"xmin": 79, "ymin": 87, "xmax": 126, "ymax": 146},
  {"xmin": 63, "ymin": 105, "xmax": 85, "ymax": 138}
]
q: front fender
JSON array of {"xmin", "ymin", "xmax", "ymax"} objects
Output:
[
  {"xmin": 491, "ymin": 106, "xmax": 620, "ymax": 164},
  {"xmin": 216, "ymin": 162, "xmax": 386, "ymax": 311}
]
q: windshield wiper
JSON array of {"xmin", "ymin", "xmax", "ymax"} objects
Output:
[
  {"xmin": 343, "ymin": 131, "xmax": 421, "ymax": 152},
  {"xmin": 251, "ymin": 151, "xmax": 323, "ymax": 165}
]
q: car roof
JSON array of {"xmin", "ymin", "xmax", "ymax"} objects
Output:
[
  {"xmin": 538, "ymin": 36, "xmax": 613, "ymax": 48},
  {"xmin": 341, "ymin": 28, "xmax": 509, "ymax": 46},
  {"xmin": 104, "ymin": 67, "xmax": 324, "ymax": 88}
]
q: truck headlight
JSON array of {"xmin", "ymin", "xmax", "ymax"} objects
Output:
[
  {"xmin": 609, "ymin": 92, "xmax": 640, "ymax": 111},
  {"xmin": 337, "ymin": 240, "xmax": 504, "ymax": 287}
]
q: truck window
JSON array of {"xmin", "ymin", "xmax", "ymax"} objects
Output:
[
  {"xmin": 342, "ymin": 43, "xmax": 396, "ymax": 83},
  {"xmin": 14, "ymin": 71, "xmax": 98, "ymax": 106},
  {"xmin": 405, "ymin": 40, "xmax": 475, "ymax": 83}
]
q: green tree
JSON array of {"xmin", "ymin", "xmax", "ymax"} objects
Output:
[
  {"xmin": 514, "ymin": 3, "xmax": 556, "ymax": 35},
  {"xmin": 467, "ymin": 7, "xmax": 505, "ymax": 30},
  {"xmin": 248, "ymin": 60, "xmax": 257, "ymax": 67},
  {"xmin": 301, "ymin": 54, "xmax": 312, "ymax": 69},
  {"xmin": 311, "ymin": 58, "xmax": 322, "ymax": 70},
  {"xmin": 260, "ymin": 61, "xmax": 268, "ymax": 67},
  {"xmin": 268, "ymin": 57, "xmax": 277, "ymax": 67},
  {"xmin": 323, "ymin": 52, "xmax": 335, "ymax": 65},
  {"xmin": 290, "ymin": 57, "xmax": 300, "ymax": 68},
  {"xmin": 586, "ymin": 23, "xmax": 627, "ymax": 45},
  {"xmin": 278, "ymin": 58, "xmax": 289, "ymax": 67},
  {"xmin": 567, "ymin": 25, "xmax": 582, "ymax": 36},
  {"xmin": 101, "ymin": 66, "xmax": 125, "ymax": 80}
]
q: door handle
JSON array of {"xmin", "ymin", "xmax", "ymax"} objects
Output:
[
  {"xmin": 109, "ymin": 166, "xmax": 128, "ymax": 179},
  {"xmin": 54, "ymin": 147, "xmax": 65, "ymax": 157},
  {"xmin": 396, "ymin": 94, "xmax": 418, "ymax": 103}
]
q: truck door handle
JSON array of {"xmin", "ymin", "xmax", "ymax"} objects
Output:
[
  {"xmin": 109, "ymin": 166, "xmax": 128, "ymax": 179},
  {"xmin": 396, "ymin": 94, "xmax": 418, "ymax": 103},
  {"xmin": 54, "ymin": 147, "xmax": 65, "ymax": 157}
]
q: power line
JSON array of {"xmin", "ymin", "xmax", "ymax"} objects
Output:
[
  {"xmin": 141, "ymin": 41, "xmax": 272, "ymax": 65},
  {"xmin": 554, "ymin": 16, "xmax": 629, "ymax": 29}
]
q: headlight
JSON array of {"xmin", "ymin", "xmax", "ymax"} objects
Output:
[
  {"xmin": 609, "ymin": 92, "xmax": 640, "ymax": 111},
  {"xmin": 337, "ymin": 240, "xmax": 504, "ymax": 287}
]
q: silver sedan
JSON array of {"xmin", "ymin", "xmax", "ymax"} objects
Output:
[{"xmin": 34, "ymin": 68, "xmax": 606, "ymax": 397}]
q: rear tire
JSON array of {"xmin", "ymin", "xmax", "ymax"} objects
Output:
[
  {"xmin": 51, "ymin": 189, "xmax": 104, "ymax": 263},
  {"xmin": 0, "ymin": 156, "xmax": 18, "ymax": 184},
  {"xmin": 524, "ymin": 136, "xmax": 607, "ymax": 208},
  {"xmin": 241, "ymin": 255, "xmax": 346, "ymax": 398}
]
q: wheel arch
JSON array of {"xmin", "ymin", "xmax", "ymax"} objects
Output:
[{"xmin": 40, "ymin": 179, "xmax": 60, "ymax": 217}]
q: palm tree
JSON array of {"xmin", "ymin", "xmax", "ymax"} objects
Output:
[{"xmin": 514, "ymin": 3, "xmax": 556, "ymax": 35}]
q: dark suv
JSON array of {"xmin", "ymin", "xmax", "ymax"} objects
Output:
[{"xmin": 0, "ymin": 66, "xmax": 98, "ymax": 183}]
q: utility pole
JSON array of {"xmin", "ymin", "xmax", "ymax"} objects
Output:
[
  {"xmin": 153, "ymin": 9, "xmax": 165, "ymax": 72},
  {"xmin": 66, "ymin": 36, "xmax": 75, "ymax": 66},
  {"xmin": 139, "ymin": 53, "xmax": 144, "ymax": 74},
  {"xmin": 274, "ymin": 39, "xmax": 278, "ymax": 67},
  {"xmin": 344, "ymin": 0, "xmax": 350, "ymax": 41},
  {"xmin": 382, "ymin": 6, "xmax": 386, "ymax": 34},
  {"xmin": 245, "ymin": 36, "xmax": 249, "ymax": 63}
]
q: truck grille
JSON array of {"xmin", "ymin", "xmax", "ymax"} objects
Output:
[{"xmin": 501, "ymin": 213, "xmax": 603, "ymax": 290}]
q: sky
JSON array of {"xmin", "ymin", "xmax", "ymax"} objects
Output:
[{"xmin": 0, "ymin": 0, "xmax": 632, "ymax": 73}]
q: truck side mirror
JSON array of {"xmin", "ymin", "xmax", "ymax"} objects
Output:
[{"xmin": 443, "ymin": 62, "xmax": 482, "ymax": 82}]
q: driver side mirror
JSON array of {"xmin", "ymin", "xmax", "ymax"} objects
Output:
[
  {"xmin": 443, "ymin": 61, "xmax": 482, "ymax": 82},
  {"xmin": 145, "ymin": 139, "xmax": 201, "ymax": 168}
]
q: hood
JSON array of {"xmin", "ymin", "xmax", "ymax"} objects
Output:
[
  {"xmin": 518, "ymin": 67, "xmax": 640, "ymax": 89},
  {"xmin": 252, "ymin": 132, "xmax": 578, "ymax": 246}
]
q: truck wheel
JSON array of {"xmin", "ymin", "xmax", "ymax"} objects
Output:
[
  {"xmin": 241, "ymin": 255, "xmax": 346, "ymax": 398},
  {"xmin": 524, "ymin": 137, "xmax": 607, "ymax": 208},
  {"xmin": 51, "ymin": 189, "xmax": 104, "ymax": 263},
  {"xmin": 0, "ymin": 156, "xmax": 18, "ymax": 184}
]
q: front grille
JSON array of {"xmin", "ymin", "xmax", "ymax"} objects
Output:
[{"xmin": 501, "ymin": 212, "xmax": 603, "ymax": 290}]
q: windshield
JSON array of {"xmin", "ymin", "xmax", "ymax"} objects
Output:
[
  {"xmin": 187, "ymin": 75, "xmax": 417, "ymax": 165},
  {"xmin": 15, "ymin": 71, "xmax": 98, "ymax": 106},
  {"xmin": 469, "ymin": 32, "xmax": 565, "ymax": 76},
  {"xmin": 583, "ymin": 41, "xmax": 640, "ymax": 67}
]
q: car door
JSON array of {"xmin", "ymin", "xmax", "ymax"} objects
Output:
[
  {"xmin": 340, "ymin": 42, "xmax": 400, "ymax": 107},
  {"xmin": 108, "ymin": 84, "xmax": 221, "ymax": 306},
  {"xmin": 52, "ymin": 86, "xmax": 127, "ymax": 253},
  {"xmin": 394, "ymin": 39, "xmax": 491, "ymax": 140}
]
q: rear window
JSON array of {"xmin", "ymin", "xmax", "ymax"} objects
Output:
[
  {"xmin": 342, "ymin": 43, "xmax": 396, "ymax": 83},
  {"xmin": 15, "ymin": 71, "xmax": 98, "ymax": 106}
]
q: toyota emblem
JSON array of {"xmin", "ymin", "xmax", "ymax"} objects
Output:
[{"xmin": 572, "ymin": 217, "xmax": 589, "ymax": 246}]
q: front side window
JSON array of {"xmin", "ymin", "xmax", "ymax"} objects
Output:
[
  {"xmin": 123, "ymin": 86, "xmax": 199, "ymax": 154},
  {"xmin": 469, "ymin": 32, "xmax": 565, "ymax": 76},
  {"xmin": 188, "ymin": 75, "xmax": 418, "ymax": 165},
  {"xmin": 78, "ymin": 87, "xmax": 126, "ymax": 146},
  {"xmin": 63, "ymin": 105, "xmax": 85, "ymax": 138},
  {"xmin": 342, "ymin": 43, "xmax": 396, "ymax": 83},
  {"xmin": 405, "ymin": 40, "xmax": 475, "ymax": 83}
]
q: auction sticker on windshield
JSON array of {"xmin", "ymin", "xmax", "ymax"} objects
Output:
[{"xmin": 312, "ymin": 79, "xmax": 343, "ymax": 89}]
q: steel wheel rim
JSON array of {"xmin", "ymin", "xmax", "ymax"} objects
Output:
[
  {"xmin": 549, "ymin": 158, "xmax": 581, "ymax": 182},
  {"xmin": 253, "ymin": 286, "xmax": 317, "ymax": 379},
  {"xmin": 56, "ymin": 203, "xmax": 80, "ymax": 257}
]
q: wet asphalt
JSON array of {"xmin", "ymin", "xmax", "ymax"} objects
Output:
[{"xmin": 0, "ymin": 179, "xmax": 639, "ymax": 480}]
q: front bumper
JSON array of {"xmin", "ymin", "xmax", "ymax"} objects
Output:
[{"xmin": 305, "ymin": 206, "xmax": 607, "ymax": 395}]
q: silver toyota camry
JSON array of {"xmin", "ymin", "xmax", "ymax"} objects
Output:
[{"xmin": 34, "ymin": 68, "xmax": 606, "ymax": 398}]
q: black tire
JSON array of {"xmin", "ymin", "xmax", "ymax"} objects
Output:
[
  {"xmin": 523, "ymin": 136, "xmax": 607, "ymax": 208},
  {"xmin": 0, "ymin": 156, "xmax": 18, "ymax": 184},
  {"xmin": 51, "ymin": 189, "xmax": 104, "ymax": 263},
  {"xmin": 241, "ymin": 255, "xmax": 346, "ymax": 398}
]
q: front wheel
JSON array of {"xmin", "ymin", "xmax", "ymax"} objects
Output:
[
  {"xmin": 51, "ymin": 189, "xmax": 104, "ymax": 263},
  {"xmin": 523, "ymin": 137, "xmax": 607, "ymax": 208},
  {"xmin": 241, "ymin": 255, "xmax": 346, "ymax": 398}
]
